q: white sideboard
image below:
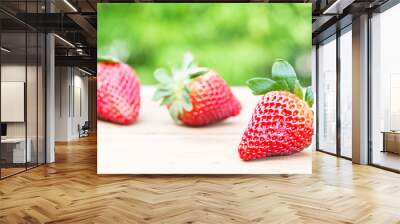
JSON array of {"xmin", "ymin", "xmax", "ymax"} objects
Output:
[{"xmin": 1, "ymin": 138, "xmax": 32, "ymax": 163}]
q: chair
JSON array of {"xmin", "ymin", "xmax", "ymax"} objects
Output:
[{"xmin": 79, "ymin": 121, "xmax": 90, "ymax": 138}]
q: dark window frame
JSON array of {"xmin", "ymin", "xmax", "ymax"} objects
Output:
[{"xmin": 315, "ymin": 20, "xmax": 353, "ymax": 161}]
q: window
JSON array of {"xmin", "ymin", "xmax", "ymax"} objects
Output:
[
  {"xmin": 317, "ymin": 36, "xmax": 337, "ymax": 154},
  {"xmin": 339, "ymin": 28, "xmax": 352, "ymax": 158},
  {"xmin": 370, "ymin": 3, "xmax": 400, "ymax": 171},
  {"xmin": 0, "ymin": 1, "xmax": 46, "ymax": 179}
]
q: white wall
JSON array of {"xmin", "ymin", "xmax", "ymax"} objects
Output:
[
  {"xmin": 1, "ymin": 65, "xmax": 37, "ymax": 138},
  {"xmin": 55, "ymin": 67, "xmax": 70, "ymax": 141},
  {"xmin": 54, "ymin": 67, "xmax": 89, "ymax": 141},
  {"xmin": 1, "ymin": 64, "xmax": 46, "ymax": 164},
  {"xmin": 1, "ymin": 65, "xmax": 25, "ymax": 137},
  {"xmin": 72, "ymin": 74, "xmax": 89, "ymax": 138}
]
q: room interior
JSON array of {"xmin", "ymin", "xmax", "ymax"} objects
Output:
[
  {"xmin": 0, "ymin": 0, "xmax": 399, "ymax": 222},
  {"xmin": 0, "ymin": 0, "xmax": 96, "ymax": 179}
]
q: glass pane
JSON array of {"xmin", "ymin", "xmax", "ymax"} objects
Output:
[
  {"xmin": 340, "ymin": 29, "xmax": 352, "ymax": 158},
  {"xmin": 1, "ymin": 30, "xmax": 27, "ymax": 177},
  {"xmin": 27, "ymin": 0, "xmax": 39, "ymax": 169},
  {"xmin": 318, "ymin": 38, "xmax": 337, "ymax": 154},
  {"xmin": 38, "ymin": 33, "xmax": 45, "ymax": 165},
  {"xmin": 27, "ymin": 31, "xmax": 38, "ymax": 169},
  {"xmin": 371, "ymin": 5, "xmax": 400, "ymax": 171},
  {"xmin": 311, "ymin": 46, "xmax": 317, "ymax": 151}
]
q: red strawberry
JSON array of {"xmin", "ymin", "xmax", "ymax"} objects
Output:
[
  {"xmin": 97, "ymin": 61, "xmax": 140, "ymax": 125},
  {"xmin": 153, "ymin": 52, "xmax": 241, "ymax": 126},
  {"xmin": 238, "ymin": 59, "xmax": 314, "ymax": 161}
]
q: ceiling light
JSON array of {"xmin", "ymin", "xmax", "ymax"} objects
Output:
[
  {"xmin": 54, "ymin": 34, "xmax": 75, "ymax": 48},
  {"xmin": 1, "ymin": 47, "xmax": 11, "ymax": 53},
  {"xmin": 76, "ymin": 48, "xmax": 85, "ymax": 55},
  {"xmin": 323, "ymin": 0, "xmax": 354, "ymax": 15},
  {"xmin": 78, "ymin": 67, "xmax": 93, "ymax": 76},
  {"xmin": 63, "ymin": 0, "xmax": 78, "ymax": 12}
]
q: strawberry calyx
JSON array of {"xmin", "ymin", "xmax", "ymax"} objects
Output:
[
  {"xmin": 246, "ymin": 59, "xmax": 314, "ymax": 108},
  {"xmin": 153, "ymin": 52, "xmax": 208, "ymax": 122},
  {"xmin": 97, "ymin": 55, "xmax": 121, "ymax": 64}
]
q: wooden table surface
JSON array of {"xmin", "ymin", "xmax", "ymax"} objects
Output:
[{"xmin": 98, "ymin": 86, "xmax": 312, "ymax": 174}]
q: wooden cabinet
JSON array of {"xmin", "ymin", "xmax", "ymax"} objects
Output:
[{"xmin": 382, "ymin": 132, "xmax": 400, "ymax": 154}]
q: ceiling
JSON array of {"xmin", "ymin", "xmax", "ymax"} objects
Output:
[
  {"xmin": 312, "ymin": 0, "xmax": 390, "ymax": 43},
  {"xmin": 0, "ymin": 0, "xmax": 98, "ymax": 73},
  {"xmin": 0, "ymin": 0, "xmax": 393, "ymax": 73}
]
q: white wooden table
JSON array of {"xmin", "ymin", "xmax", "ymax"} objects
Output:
[{"xmin": 98, "ymin": 86, "xmax": 312, "ymax": 174}]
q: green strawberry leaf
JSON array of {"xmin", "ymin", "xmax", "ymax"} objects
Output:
[
  {"xmin": 287, "ymin": 78, "xmax": 297, "ymax": 92},
  {"xmin": 182, "ymin": 89, "xmax": 193, "ymax": 111},
  {"xmin": 272, "ymin": 59, "xmax": 297, "ymax": 80},
  {"xmin": 305, "ymin": 86, "xmax": 314, "ymax": 107},
  {"xmin": 293, "ymin": 81, "xmax": 304, "ymax": 99},
  {"xmin": 275, "ymin": 79, "xmax": 293, "ymax": 92},
  {"xmin": 188, "ymin": 68, "xmax": 208, "ymax": 79},
  {"xmin": 155, "ymin": 83, "xmax": 174, "ymax": 91},
  {"xmin": 168, "ymin": 103, "xmax": 181, "ymax": 122},
  {"xmin": 97, "ymin": 55, "xmax": 121, "ymax": 63},
  {"xmin": 247, "ymin": 78, "xmax": 281, "ymax": 95},
  {"xmin": 182, "ymin": 52, "xmax": 195, "ymax": 70},
  {"xmin": 153, "ymin": 88, "xmax": 172, "ymax": 101},
  {"xmin": 154, "ymin": 69, "xmax": 171, "ymax": 84},
  {"xmin": 98, "ymin": 41, "xmax": 129, "ymax": 63},
  {"xmin": 246, "ymin": 58, "xmax": 314, "ymax": 112},
  {"xmin": 183, "ymin": 85, "xmax": 191, "ymax": 94},
  {"xmin": 160, "ymin": 96, "xmax": 174, "ymax": 106}
]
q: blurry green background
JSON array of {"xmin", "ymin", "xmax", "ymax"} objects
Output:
[{"xmin": 98, "ymin": 3, "xmax": 312, "ymax": 86}]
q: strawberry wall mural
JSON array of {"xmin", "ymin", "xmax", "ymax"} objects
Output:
[{"xmin": 97, "ymin": 3, "xmax": 313, "ymax": 174}]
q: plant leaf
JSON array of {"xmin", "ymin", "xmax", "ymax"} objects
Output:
[
  {"xmin": 168, "ymin": 103, "xmax": 180, "ymax": 122},
  {"xmin": 272, "ymin": 59, "xmax": 296, "ymax": 80},
  {"xmin": 274, "ymin": 79, "xmax": 290, "ymax": 92},
  {"xmin": 183, "ymin": 85, "xmax": 191, "ymax": 94},
  {"xmin": 304, "ymin": 86, "xmax": 314, "ymax": 107},
  {"xmin": 293, "ymin": 81, "xmax": 304, "ymax": 99},
  {"xmin": 188, "ymin": 68, "xmax": 208, "ymax": 79},
  {"xmin": 247, "ymin": 78, "xmax": 281, "ymax": 95},
  {"xmin": 182, "ymin": 52, "xmax": 195, "ymax": 70},
  {"xmin": 154, "ymin": 69, "xmax": 171, "ymax": 84},
  {"xmin": 156, "ymin": 83, "xmax": 174, "ymax": 92},
  {"xmin": 182, "ymin": 89, "xmax": 193, "ymax": 111},
  {"xmin": 152, "ymin": 88, "xmax": 172, "ymax": 102},
  {"xmin": 97, "ymin": 55, "xmax": 120, "ymax": 63},
  {"xmin": 160, "ymin": 96, "xmax": 174, "ymax": 106},
  {"xmin": 286, "ymin": 78, "xmax": 297, "ymax": 92},
  {"xmin": 98, "ymin": 41, "xmax": 129, "ymax": 63}
]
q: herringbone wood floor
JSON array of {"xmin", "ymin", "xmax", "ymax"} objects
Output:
[{"xmin": 0, "ymin": 135, "xmax": 400, "ymax": 224}]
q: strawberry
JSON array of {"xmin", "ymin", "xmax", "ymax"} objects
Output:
[
  {"xmin": 238, "ymin": 59, "xmax": 314, "ymax": 161},
  {"xmin": 97, "ymin": 60, "xmax": 140, "ymax": 125},
  {"xmin": 153, "ymin": 52, "xmax": 241, "ymax": 126}
]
